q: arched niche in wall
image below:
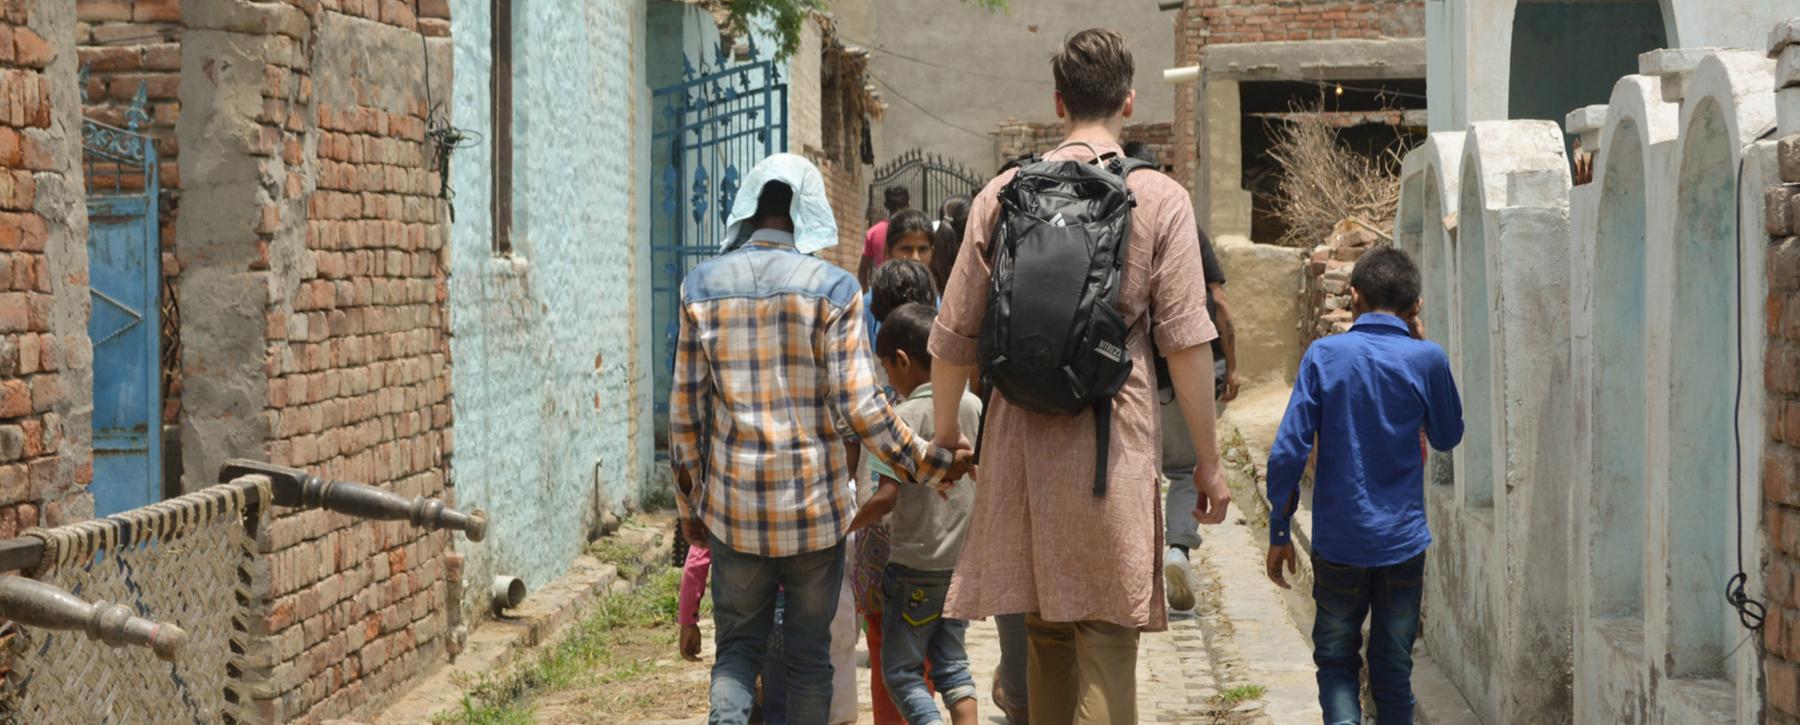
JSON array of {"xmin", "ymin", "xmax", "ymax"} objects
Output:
[
  {"xmin": 1456, "ymin": 156, "xmax": 1497, "ymax": 510},
  {"xmin": 1506, "ymin": 0, "xmax": 1669, "ymax": 133},
  {"xmin": 1587, "ymin": 75, "xmax": 1676, "ymax": 623},
  {"xmin": 1407, "ymin": 132, "xmax": 1464, "ymax": 489},
  {"xmin": 1665, "ymin": 50, "xmax": 1775, "ymax": 682}
]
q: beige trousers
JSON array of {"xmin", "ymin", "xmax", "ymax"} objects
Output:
[{"xmin": 1025, "ymin": 614, "xmax": 1142, "ymax": 724}]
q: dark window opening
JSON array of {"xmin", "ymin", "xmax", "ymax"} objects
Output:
[{"xmin": 491, "ymin": 0, "xmax": 514, "ymax": 256}]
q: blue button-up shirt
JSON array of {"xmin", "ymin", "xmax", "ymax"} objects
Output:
[{"xmin": 1266, "ymin": 313, "xmax": 1465, "ymax": 567}]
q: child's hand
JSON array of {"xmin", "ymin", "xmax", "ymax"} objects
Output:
[
  {"xmin": 681, "ymin": 517, "xmax": 711, "ymax": 549},
  {"xmin": 1266, "ymin": 544, "xmax": 1298, "ymax": 589},
  {"xmin": 680, "ymin": 624, "xmax": 703, "ymax": 661}
]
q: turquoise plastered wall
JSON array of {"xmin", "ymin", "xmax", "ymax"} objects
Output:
[{"xmin": 448, "ymin": 0, "xmax": 652, "ymax": 616}]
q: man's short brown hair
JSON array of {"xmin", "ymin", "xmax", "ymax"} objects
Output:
[{"xmin": 1052, "ymin": 29, "xmax": 1134, "ymax": 121}]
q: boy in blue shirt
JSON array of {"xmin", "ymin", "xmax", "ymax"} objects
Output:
[{"xmin": 1264, "ymin": 246, "xmax": 1464, "ymax": 725}]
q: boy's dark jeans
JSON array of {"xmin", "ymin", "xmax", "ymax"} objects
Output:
[{"xmin": 1312, "ymin": 551, "xmax": 1426, "ymax": 725}]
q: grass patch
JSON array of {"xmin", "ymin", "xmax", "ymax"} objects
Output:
[
  {"xmin": 431, "ymin": 568, "xmax": 689, "ymax": 725},
  {"xmin": 589, "ymin": 539, "xmax": 649, "ymax": 583},
  {"xmin": 1218, "ymin": 683, "xmax": 1267, "ymax": 705}
]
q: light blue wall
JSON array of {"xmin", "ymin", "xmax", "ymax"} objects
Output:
[{"xmin": 448, "ymin": 0, "xmax": 652, "ymax": 614}]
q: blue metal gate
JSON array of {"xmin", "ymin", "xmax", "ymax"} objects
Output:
[
  {"xmin": 81, "ymin": 82, "xmax": 162, "ymax": 516},
  {"xmin": 650, "ymin": 39, "xmax": 788, "ymax": 443}
]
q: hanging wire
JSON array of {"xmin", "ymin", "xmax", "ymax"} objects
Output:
[
  {"xmin": 417, "ymin": 0, "xmax": 480, "ymax": 221},
  {"xmin": 866, "ymin": 70, "xmax": 991, "ymax": 140},
  {"xmin": 1726, "ymin": 124, "xmax": 1779, "ymax": 634}
]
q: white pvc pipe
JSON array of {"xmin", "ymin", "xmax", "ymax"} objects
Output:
[{"xmin": 1163, "ymin": 66, "xmax": 1201, "ymax": 84}]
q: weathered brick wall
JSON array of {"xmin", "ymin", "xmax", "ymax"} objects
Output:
[
  {"xmin": 0, "ymin": 0, "xmax": 96, "ymax": 535},
  {"xmin": 75, "ymin": 0, "xmax": 183, "ymax": 422},
  {"xmin": 1171, "ymin": 0, "xmax": 1423, "ymax": 192},
  {"xmin": 810, "ymin": 151, "xmax": 864, "ymax": 275},
  {"xmin": 178, "ymin": 0, "xmax": 453, "ymax": 721},
  {"xmin": 1765, "ymin": 135, "xmax": 1800, "ymax": 724},
  {"xmin": 993, "ymin": 120, "xmax": 1174, "ymax": 170},
  {"xmin": 1300, "ymin": 219, "xmax": 1379, "ymax": 344}
]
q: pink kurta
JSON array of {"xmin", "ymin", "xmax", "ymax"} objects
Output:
[{"xmin": 929, "ymin": 140, "xmax": 1218, "ymax": 632}]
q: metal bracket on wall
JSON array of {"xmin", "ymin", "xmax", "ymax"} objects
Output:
[{"xmin": 0, "ymin": 575, "xmax": 186, "ymax": 661}]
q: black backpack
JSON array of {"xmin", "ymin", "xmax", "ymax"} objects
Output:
[{"xmin": 975, "ymin": 144, "xmax": 1151, "ymax": 497}]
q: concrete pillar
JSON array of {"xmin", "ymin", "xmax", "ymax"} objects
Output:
[{"xmin": 1198, "ymin": 76, "xmax": 1252, "ymax": 240}]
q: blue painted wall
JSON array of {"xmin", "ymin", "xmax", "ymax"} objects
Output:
[{"xmin": 448, "ymin": 0, "xmax": 653, "ymax": 615}]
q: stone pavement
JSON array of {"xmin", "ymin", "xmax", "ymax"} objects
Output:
[{"xmin": 845, "ymin": 513, "xmax": 1322, "ymax": 725}]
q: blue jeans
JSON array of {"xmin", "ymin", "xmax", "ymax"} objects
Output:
[
  {"xmin": 760, "ymin": 593, "xmax": 788, "ymax": 724},
  {"xmin": 1312, "ymin": 552, "xmax": 1425, "ymax": 725},
  {"xmin": 708, "ymin": 536, "xmax": 845, "ymax": 725},
  {"xmin": 880, "ymin": 564, "xmax": 977, "ymax": 725}
]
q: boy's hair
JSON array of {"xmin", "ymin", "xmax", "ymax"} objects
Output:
[
  {"xmin": 884, "ymin": 185, "xmax": 911, "ymax": 214},
  {"xmin": 876, "ymin": 302, "xmax": 935, "ymax": 369},
  {"xmin": 931, "ymin": 195, "xmax": 972, "ymax": 292},
  {"xmin": 870, "ymin": 260, "xmax": 938, "ymax": 323},
  {"xmin": 1122, "ymin": 141, "xmax": 1157, "ymax": 167},
  {"xmin": 867, "ymin": 204, "xmax": 886, "ymax": 225},
  {"xmin": 1053, "ymin": 29, "xmax": 1134, "ymax": 122},
  {"xmin": 755, "ymin": 181, "xmax": 793, "ymax": 224},
  {"xmin": 1349, "ymin": 246, "xmax": 1422, "ymax": 313},
  {"xmin": 887, "ymin": 209, "xmax": 934, "ymax": 246}
]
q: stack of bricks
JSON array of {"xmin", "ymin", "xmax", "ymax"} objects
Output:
[
  {"xmin": 1760, "ymin": 21, "xmax": 1800, "ymax": 714},
  {"xmin": 170, "ymin": 0, "xmax": 454, "ymax": 720},
  {"xmin": 806, "ymin": 149, "xmax": 866, "ymax": 275},
  {"xmin": 993, "ymin": 120, "xmax": 1175, "ymax": 171},
  {"xmin": 1170, "ymin": 0, "xmax": 1423, "ymax": 194},
  {"xmin": 75, "ymin": 0, "xmax": 183, "ymax": 422},
  {"xmin": 1301, "ymin": 219, "xmax": 1380, "ymax": 343},
  {"xmin": 0, "ymin": 0, "xmax": 93, "ymax": 535}
]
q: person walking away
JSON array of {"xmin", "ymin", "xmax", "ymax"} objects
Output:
[
  {"xmin": 924, "ymin": 29, "xmax": 1233, "ymax": 724},
  {"xmin": 848, "ymin": 303, "xmax": 983, "ymax": 725},
  {"xmin": 930, "ymin": 196, "xmax": 971, "ymax": 298},
  {"xmin": 860, "ymin": 186, "xmax": 912, "ymax": 289},
  {"xmin": 1263, "ymin": 247, "xmax": 1464, "ymax": 725},
  {"xmin": 1121, "ymin": 142, "xmax": 1240, "ymax": 613},
  {"xmin": 671, "ymin": 154, "xmax": 972, "ymax": 725},
  {"xmin": 850, "ymin": 259, "xmax": 941, "ymax": 725}
]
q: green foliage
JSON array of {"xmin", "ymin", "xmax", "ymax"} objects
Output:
[
  {"xmin": 1219, "ymin": 683, "xmax": 1268, "ymax": 705},
  {"xmin": 726, "ymin": 0, "xmax": 1008, "ymax": 60}
]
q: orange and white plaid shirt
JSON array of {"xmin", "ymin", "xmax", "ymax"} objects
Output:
[{"xmin": 670, "ymin": 229, "xmax": 955, "ymax": 557}]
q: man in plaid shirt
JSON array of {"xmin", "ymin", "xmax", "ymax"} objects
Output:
[{"xmin": 670, "ymin": 154, "xmax": 972, "ymax": 725}]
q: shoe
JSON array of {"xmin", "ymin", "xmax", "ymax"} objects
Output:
[
  {"xmin": 1165, "ymin": 547, "xmax": 1196, "ymax": 612},
  {"xmin": 992, "ymin": 668, "xmax": 1028, "ymax": 724}
]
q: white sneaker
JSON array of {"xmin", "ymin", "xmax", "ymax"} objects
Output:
[{"xmin": 1165, "ymin": 546, "xmax": 1196, "ymax": 612}]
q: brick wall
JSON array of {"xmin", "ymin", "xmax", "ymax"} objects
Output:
[
  {"xmin": 1765, "ymin": 135, "xmax": 1800, "ymax": 725},
  {"xmin": 1300, "ymin": 219, "xmax": 1379, "ymax": 344},
  {"xmin": 1171, "ymin": 0, "xmax": 1423, "ymax": 192},
  {"xmin": 75, "ymin": 0, "xmax": 182, "ymax": 422},
  {"xmin": 810, "ymin": 150, "xmax": 864, "ymax": 275},
  {"xmin": 993, "ymin": 120, "xmax": 1174, "ymax": 169},
  {"xmin": 177, "ymin": 0, "xmax": 453, "ymax": 721},
  {"xmin": 0, "ymin": 0, "xmax": 96, "ymax": 536}
]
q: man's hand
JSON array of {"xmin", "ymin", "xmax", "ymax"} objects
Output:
[
  {"xmin": 681, "ymin": 517, "xmax": 710, "ymax": 549},
  {"xmin": 1193, "ymin": 464, "xmax": 1231, "ymax": 525},
  {"xmin": 679, "ymin": 624, "xmax": 703, "ymax": 661},
  {"xmin": 1266, "ymin": 544, "xmax": 1298, "ymax": 589},
  {"xmin": 1221, "ymin": 370, "xmax": 1242, "ymax": 403}
]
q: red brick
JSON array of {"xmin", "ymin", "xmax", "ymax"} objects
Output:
[
  {"xmin": 28, "ymin": 376, "xmax": 56, "ymax": 414},
  {"xmin": 78, "ymin": 45, "xmax": 141, "ymax": 72},
  {"xmin": 0, "ymin": 381, "xmax": 28, "ymax": 419},
  {"xmin": 0, "ymin": 129, "xmax": 17, "ymax": 167},
  {"xmin": 78, "ymin": 0, "xmax": 133, "ymax": 22},
  {"xmin": 132, "ymin": 0, "xmax": 181, "ymax": 22},
  {"xmin": 144, "ymin": 43, "xmax": 180, "ymax": 71},
  {"xmin": 1772, "ymin": 659, "xmax": 1800, "ymax": 717},
  {"xmin": 12, "ymin": 28, "xmax": 50, "ymax": 69}
]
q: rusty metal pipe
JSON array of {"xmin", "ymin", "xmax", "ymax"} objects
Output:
[{"xmin": 0, "ymin": 575, "xmax": 187, "ymax": 661}]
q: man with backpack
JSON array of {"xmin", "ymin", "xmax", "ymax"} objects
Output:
[{"xmin": 923, "ymin": 29, "xmax": 1232, "ymax": 723}]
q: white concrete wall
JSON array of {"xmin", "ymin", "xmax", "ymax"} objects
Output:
[
  {"xmin": 1426, "ymin": 0, "xmax": 1793, "ymax": 132},
  {"xmin": 1401, "ymin": 34, "xmax": 1786, "ymax": 723}
]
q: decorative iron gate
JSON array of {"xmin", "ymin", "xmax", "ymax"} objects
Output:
[
  {"xmin": 650, "ymin": 40, "xmax": 788, "ymax": 440},
  {"xmin": 81, "ymin": 80, "xmax": 163, "ymax": 517},
  {"xmin": 867, "ymin": 149, "xmax": 984, "ymax": 219}
]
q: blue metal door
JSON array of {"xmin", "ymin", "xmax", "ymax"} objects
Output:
[
  {"xmin": 82, "ymin": 84, "xmax": 162, "ymax": 516},
  {"xmin": 650, "ymin": 39, "xmax": 788, "ymax": 445}
]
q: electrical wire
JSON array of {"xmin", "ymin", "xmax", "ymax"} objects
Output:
[
  {"xmin": 867, "ymin": 70, "xmax": 993, "ymax": 140},
  {"xmin": 1726, "ymin": 124, "xmax": 1779, "ymax": 635},
  {"xmin": 841, "ymin": 37, "xmax": 1054, "ymax": 86}
]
